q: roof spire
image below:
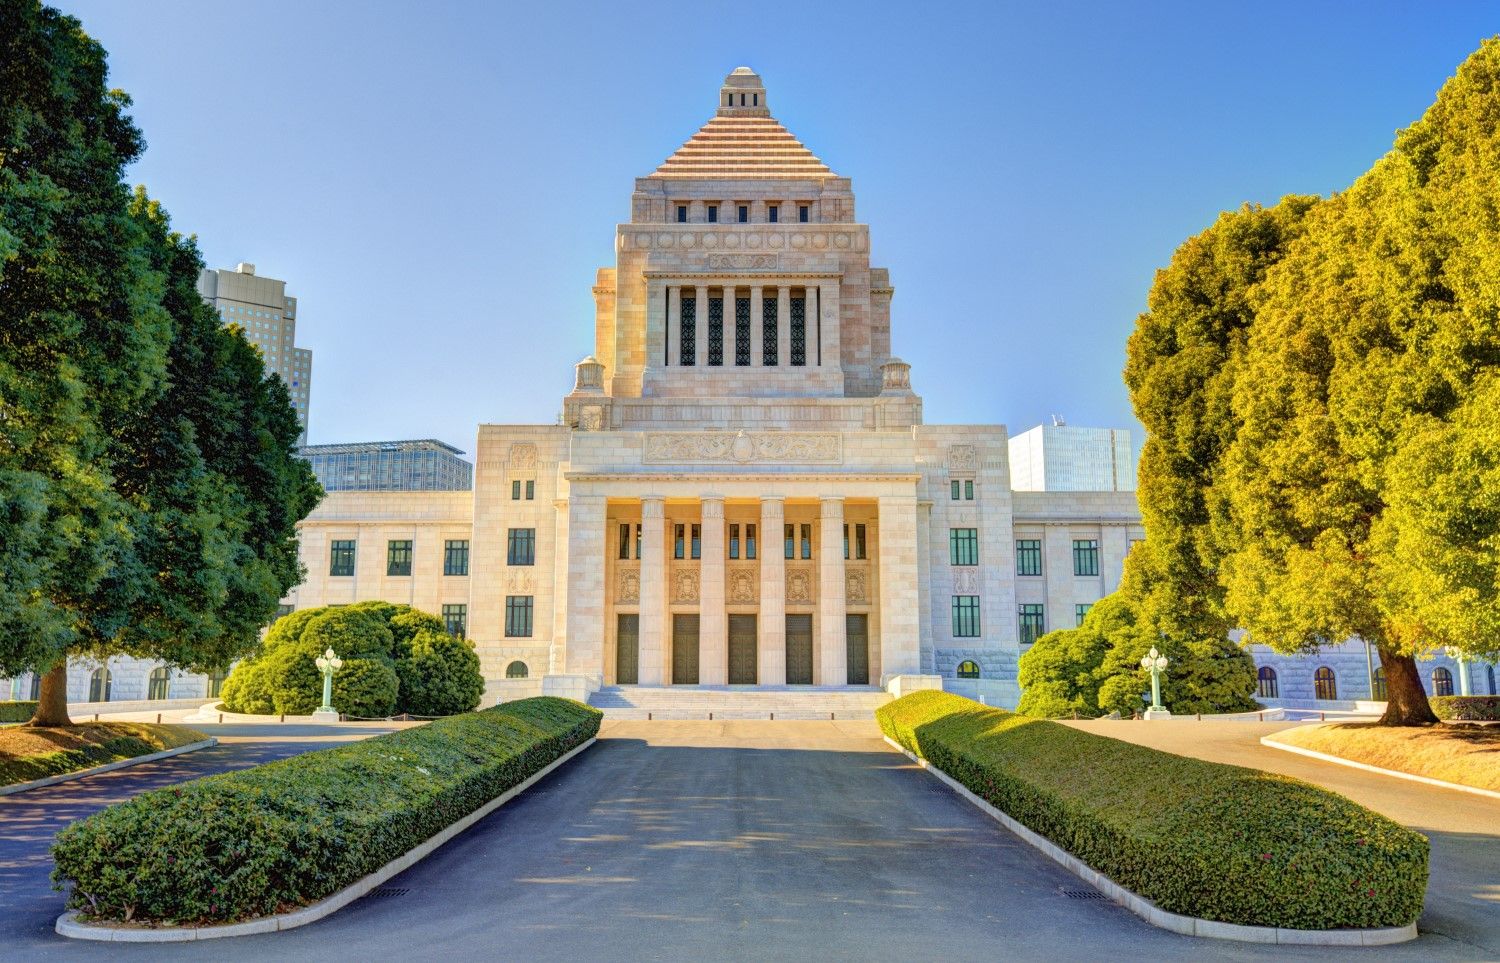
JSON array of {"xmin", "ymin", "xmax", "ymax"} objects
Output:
[{"xmin": 718, "ymin": 66, "xmax": 769, "ymax": 117}]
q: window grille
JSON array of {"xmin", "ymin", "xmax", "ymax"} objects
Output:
[
  {"xmin": 708, "ymin": 297, "xmax": 724, "ymax": 366},
  {"xmin": 790, "ymin": 296, "xmax": 806, "ymax": 366},
  {"xmin": 735, "ymin": 297, "xmax": 751, "ymax": 365},
  {"xmin": 762, "ymin": 297, "xmax": 778, "ymax": 364},
  {"xmin": 680, "ymin": 297, "xmax": 696, "ymax": 365},
  {"xmin": 1016, "ymin": 539, "xmax": 1042, "ymax": 576},
  {"xmin": 1019, "ymin": 604, "xmax": 1045, "ymax": 645}
]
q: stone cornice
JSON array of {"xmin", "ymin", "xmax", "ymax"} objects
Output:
[{"xmin": 563, "ymin": 471, "xmax": 922, "ymax": 484}]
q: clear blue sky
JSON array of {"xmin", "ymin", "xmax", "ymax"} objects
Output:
[{"xmin": 61, "ymin": 0, "xmax": 1500, "ymax": 457}]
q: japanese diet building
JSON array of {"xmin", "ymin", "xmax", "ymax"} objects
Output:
[{"xmin": 280, "ymin": 67, "xmax": 1141, "ymax": 707}]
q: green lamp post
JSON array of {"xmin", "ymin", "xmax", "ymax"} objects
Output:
[
  {"xmin": 1141, "ymin": 646, "xmax": 1171, "ymax": 720},
  {"xmin": 1444, "ymin": 646, "xmax": 1471, "ymax": 697},
  {"xmin": 312, "ymin": 647, "xmax": 343, "ymax": 722}
]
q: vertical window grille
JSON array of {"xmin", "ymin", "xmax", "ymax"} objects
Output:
[
  {"xmin": 1072, "ymin": 539, "xmax": 1099, "ymax": 576},
  {"xmin": 856, "ymin": 524, "xmax": 867, "ymax": 560},
  {"xmin": 386, "ymin": 540, "xmax": 412, "ymax": 576},
  {"xmin": 691, "ymin": 524, "xmax": 701, "ymax": 559},
  {"xmin": 148, "ymin": 667, "xmax": 171, "ymax": 700},
  {"xmin": 746, "ymin": 524, "xmax": 757, "ymax": 559},
  {"xmin": 505, "ymin": 596, "xmax": 534, "ymax": 638},
  {"xmin": 511, "ymin": 480, "xmax": 521, "ymax": 500},
  {"xmin": 790, "ymin": 296, "xmax": 806, "ymax": 366},
  {"xmin": 675, "ymin": 524, "xmax": 685, "ymax": 560},
  {"xmin": 784, "ymin": 523, "xmax": 795, "ymax": 559},
  {"xmin": 1314, "ymin": 666, "xmax": 1337, "ymax": 700},
  {"xmin": 1018, "ymin": 604, "xmax": 1045, "ymax": 645},
  {"xmin": 443, "ymin": 603, "xmax": 467, "ymax": 638},
  {"xmin": 951, "ymin": 480, "xmax": 961, "ymax": 500},
  {"xmin": 525, "ymin": 480, "xmax": 535, "ymax": 500},
  {"xmin": 800, "ymin": 523, "xmax": 812, "ymax": 559},
  {"xmin": 708, "ymin": 297, "xmax": 725, "ymax": 366},
  {"xmin": 952, "ymin": 596, "xmax": 981, "ymax": 638},
  {"xmin": 680, "ymin": 297, "xmax": 696, "ymax": 365},
  {"xmin": 762, "ymin": 296, "xmax": 778, "ymax": 364},
  {"xmin": 964, "ymin": 480, "xmax": 975, "ymax": 500},
  {"xmin": 444, "ymin": 539, "xmax": 469, "ymax": 576},
  {"xmin": 1257, "ymin": 666, "xmax": 1278, "ymax": 699},
  {"xmin": 1015, "ymin": 539, "xmax": 1042, "ymax": 576},
  {"xmin": 507, "ymin": 528, "xmax": 536, "ymax": 565},
  {"xmin": 735, "ymin": 296, "xmax": 751, "ymax": 365},
  {"xmin": 330, "ymin": 540, "xmax": 356, "ymax": 576},
  {"xmin": 619, "ymin": 523, "xmax": 631, "ymax": 560},
  {"xmin": 1432, "ymin": 667, "xmax": 1454, "ymax": 697},
  {"xmin": 949, "ymin": 528, "xmax": 978, "ymax": 566},
  {"xmin": 729, "ymin": 523, "xmax": 740, "ymax": 559}
]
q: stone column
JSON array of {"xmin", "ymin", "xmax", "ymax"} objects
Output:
[
  {"xmin": 758, "ymin": 496, "xmax": 786, "ymax": 685},
  {"xmin": 699, "ymin": 496, "xmax": 727, "ymax": 685},
  {"xmin": 878, "ymin": 494, "xmax": 921, "ymax": 679},
  {"xmin": 749, "ymin": 285, "xmax": 763, "ymax": 367},
  {"xmin": 694, "ymin": 285, "xmax": 709, "ymax": 367},
  {"xmin": 563, "ymin": 494, "xmax": 606, "ymax": 680},
  {"xmin": 639, "ymin": 496, "xmax": 666, "ymax": 685},
  {"xmin": 667, "ymin": 286, "xmax": 680, "ymax": 367},
  {"xmin": 818, "ymin": 496, "xmax": 847, "ymax": 686},
  {"xmin": 776, "ymin": 286, "xmax": 790, "ymax": 368}
]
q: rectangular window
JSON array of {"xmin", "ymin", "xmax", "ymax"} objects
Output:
[
  {"xmin": 675, "ymin": 523, "xmax": 685, "ymax": 560},
  {"xmin": 329, "ymin": 540, "xmax": 356, "ymax": 576},
  {"xmin": 964, "ymin": 480, "xmax": 975, "ymax": 500},
  {"xmin": 952, "ymin": 596, "xmax": 981, "ymax": 638},
  {"xmin": 443, "ymin": 603, "xmax": 467, "ymax": 638},
  {"xmin": 798, "ymin": 204, "xmax": 809, "ymax": 223},
  {"xmin": 386, "ymin": 539, "xmax": 412, "ymax": 576},
  {"xmin": 1073, "ymin": 539, "xmax": 1100, "ymax": 577},
  {"xmin": 735, "ymin": 296, "xmax": 751, "ymax": 365},
  {"xmin": 949, "ymin": 528, "xmax": 978, "ymax": 566},
  {"xmin": 951, "ymin": 480, "xmax": 961, "ymax": 500},
  {"xmin": 504, "ymin": 596, "xmax": 533, "ymax": 637},
  {"xmin": 691, "ymin": 524, "xmax": 701, "ymax": 560},
  {"xmin": 1075, "ymin": 603, "xmax": 1093, "ymax": 626},
  {"xmin": 444, "ymin": 539, "xmax": 470, "ymax": 576},
  {"xmin": 707, "ymin": 204, "xmax": 718, "ymax": 223},
  {"xmin": 844, "ymin": 523, "xmax": 850, "ymax": 560},
  {"xmin": 729, "ymin": 523, "xmax": 740, "ymax": 560},
  {"xmin": 856, "ymin": 523, "xmax": 867, "ymax": 560},
  {"xmin": 746, "ymin": 523, "xmax": 757, "ymax": 560},
  {"xmin": 785, "ymin": 523, "xmax": 795, "ymax": 559},
  {"xmin": 635, "ymin": 523, "xmax": 642, "ymax": 560},
  {"xmin": 1016, "ymin": 539, "xmax": 1042, "ymax": 576},
  {"xmin": 768, "ymin": 205, "xmax": 778, "ymax": 223},
  {"xmin": 619, "ymin": 522, "xmax": 631, "ymax": 560},
  {"xmin": 275, "ymin": 603, "xmax": 296, "ymax": 621},
  {"xmin": 800, "ymin": 523, "xmax": 812, "ymax": 560},
  {"xmin": 511, "ymin": 480, "xmax": 521, "ymax": 500},
  {"xmin": 525, "ymin": 480, "xmax": 535, "ymax": 500},
  {"xmin": 762, "ymin": 296, "xmax": 778, "ymax": 365},
  {"xmin": 790, "ymin": 296, "xmax": 806, "ymax": 366},
  {"xmin": 677, "ymin": 204, "xmax": 687, "ymax": 223},
  {"xmin": 738, "ymin": 204, "xmax": 748, "ymax": 223},
  {"xmin": 679, "ymin": 295, "xmax": 696, "ymax": 365},
  {"xmin": 708, "ymin": 297, "xmax": 724, "ymax": 366},
  {"xmin": 507, "ymin": 527, "xmax": 536, "ymax": 566},
  {"xmin": 1019, "ymin": 604, "xmax": 1045, "ymax": 645}
]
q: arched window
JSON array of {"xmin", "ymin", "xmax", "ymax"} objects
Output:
[
  {"xmin": 956, "ymin": 660, "xmax": 980, "ymax": 679},
  {"xmin": 1256, "ymin": 666, "xmax": 1278, "ymax": 699},
  {"xmin": 89, "ymin": 667, "xmax": 112, "ymax": 703},
  {"xmin": 1431, "ymin": 666, "xmax": 1454, "ymax": 697},
  {"xmin": 206, "ymin": 667, "xmax": 229, "ymax": 699},
  {"xmin": 1313, "ymin": 666, "xmax": 1337, "ymax": 701},
  {"xmin": 1372, "ymin": 666, "xmax": 1387, "ymax": 700},
  {"xmin": 505, "ymin": 661, "xmax": 529, "ymax": 679},
  {"xmin": 147, "ymin": 667, "xmax": 171, "ymax": 700}
]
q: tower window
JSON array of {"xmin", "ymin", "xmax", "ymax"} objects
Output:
[
  {"xmin": 677, "ymin": 204, "xmax": 687, "ymax": 223},
  {"xmin": 739, "ymin": 93, "xmax": 745, "ymax": 106},
  {"xmin": 707, "ymin": 205, "xmax": 718, "ymax": 223},
  {"xmin": 768, "ymin": 205, "xmax": 779, "ymax": 223},
  {"xmin": 753, "ymin": 93, "xmax": 759, "ymax": 106},
  {"xmin": 798, "ymin": 204, "xmax": 810, "ymax": 223},
  {"xmin": 738, "ymin": 205, "xmax": 748, "ymax": 223}
]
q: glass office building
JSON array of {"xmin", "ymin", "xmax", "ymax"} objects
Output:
[{"xmin": 299, "ymin": 439, "xmax": 474, "ymax": 492}]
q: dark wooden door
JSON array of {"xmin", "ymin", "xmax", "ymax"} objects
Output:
[
  {"xmin": 616, "ymin": 614, "xmax": 639, "ymax": 685},
  {"xmin": 728, "ymin": 614, "xmax": 757, "ymax": 684},
  {"xmin": 785, "ymin": 614, "xmax": 813, "ymax": 685},
  {"xmin": 846, "ymin": 614, "xmax": 869, "ymax": 685},
  {"xmin": 672, "ymin": 614, "xmax": 700, "ymax": 685}
]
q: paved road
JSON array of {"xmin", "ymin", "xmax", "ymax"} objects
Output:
[
  {"xmin": 0, "ymin": 722, "xmax": 408, "ymax": 950},
  {"xmin": 4, "ymin": 719, "xmax": 1485, "ymax": 961},
  {"xmin": 1065, "ymin": 718, "xmax": 1500, "ymax": 959}
]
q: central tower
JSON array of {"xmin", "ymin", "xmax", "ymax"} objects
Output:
[{"xmin": 588, "ymin": 67, "xmax": 898, "ymax": 407}]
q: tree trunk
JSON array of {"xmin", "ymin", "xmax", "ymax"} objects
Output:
[
  {"xmin": 27, "ymin": 663, "xmax": 74, "ymax": 728},
  {"xmin": 1377, "ymin": 649, "xmax": 1439, "ymax": 726}
]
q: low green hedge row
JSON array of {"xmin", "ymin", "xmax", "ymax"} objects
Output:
[
  {"xmin": 878, "ymin": 691, "xmax": 1427, "ymax": 930},
  {"xmin": 1430, "ymin": 695, "xmax": 1500, "ymax": 721},
  {"xmin": 0, "ymin": 701, "xmax": 38, "ymax": 723},
  {"xmin": 51, "ymin": 697, "xmax": 601, "ymax": 925}
]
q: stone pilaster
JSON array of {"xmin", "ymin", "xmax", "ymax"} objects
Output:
[
  {"xmin": 878, "ymin": 493, "xmax": 921, "ymax": 679},
  {"xmin": 639, "ymin": 496, "xmax": 666, "ymax": 685},
  {"xmin": 758, "ymin": 496, "xmax": 786, "ymax": 685},
  {"xmin": 667, "ymin": 286, "xmax": 681, "ymax": 367},
  {"xmin": 699, "ymin": 495, "xmax": 727, "ymax": 685},
  {"xmin": 562, "ymin": 494, "xmax": 606, "ymax": 680},
  {"xmin": 818, "ymin": 496, "xmax": 847, "ymax": 686}
]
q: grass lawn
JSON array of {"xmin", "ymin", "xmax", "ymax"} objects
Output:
[
  {"xmin": 0, "ymin": 722, "xmax": 209, "ymax": 787},
  {"xmin": 1272, "ymin": 722, "xmax": 1500, "ymax": 792}
]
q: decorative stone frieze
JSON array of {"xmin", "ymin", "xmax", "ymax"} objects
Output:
[
  {"xmin": 616, "ymin": 567, "xmax": 640, "ymax": 603},
  {"xmin": 953, "ymin": 567, "xmax": 979, "ymax": 593},
  {"xmin": 846, "ymin": 570, "xmax": 868, "ymax": 604},
  {"xmin": 786, "ymin": 568, "xmax": 814, "ymax": 603},
  {"xmin": 728, "ymin": 568, "xmax": 757, "ymax": 603},
  {"xmin": 509, "ymin": 444, "xmax": 537, "ymax": 468},
  {"xmin": 505, "ymin": 569, "xmax": 536, "ymax": 593},
  {"xmin": 672, "ymin": 568, "xmax": 699, "ymax": 604},
  {"xmin": 947, "ymin": 445, "xmax": 978, "ymax": 470},
  {"xmin": 706, "ymin": 254, "xmax": 777, "ymax": 270},
  {"xmin": 643, "ymin": 430, "xmax": 841, "ymax": 464}
]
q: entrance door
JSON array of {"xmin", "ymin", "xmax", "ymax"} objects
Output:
[
  {"xmin": 785, "ymin": 614, "xmax": 813, "ymax": 685},
  {"xmin": 672, "ymin": 614, "xmax": 700, "ymax": 685},
  {"xmin": 728, "ymin": 614, "xmax": 758, "ymax": 684},
  {"xmin": 846, "ymin": 614, "xmax": 869, "ymax": 685},
  {"xmin": 616, "ymin": 614, "xmax": 639, "ymax": 685}
]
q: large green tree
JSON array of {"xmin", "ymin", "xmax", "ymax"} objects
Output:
[{"xmin": 0, "ymin": 2, "xmax": 319, "ymax": 726}]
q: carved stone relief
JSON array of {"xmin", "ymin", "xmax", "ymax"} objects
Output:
[
  {"xmin": 580, "ymin": 405, "xmax": 605, "ymax": 431},
  {"xmin": 953, "ymin": 568, "xmax": 979, "ymax": 594},
  {"xmin": 706, "ymin": 253, "xmax": 777, "ymax": 270},
  {"xmin": 786, "ymin": 569, "xmax": 813, "ymax": 604},
  {"xmin": 672, "ymin": 568, "xmax": 699, "ymax": 604},
  {"xmin": 845, "ymin": 570, "xmax": 868, "ymax": 604},
  {"xmin": 728, "ymin": 568, "xmax": 757, "ymax": 604},
  {"xmin": 947, "ymin": 445, "xmax": 978, "ymax": 470},
  {"xmin": 616, "ymin": 567, "xmax": 640, "ymax": 604},
  {"xmin": 509, "ymin": 444, "xmax": 538, "ymax": 468},
  {"xmin": 644, "ymin": 430, "xmax": 841, "ymax": 465},
  {"xmin": 505, "ymin": 569, "xmax": 536, "ymax": 593}
]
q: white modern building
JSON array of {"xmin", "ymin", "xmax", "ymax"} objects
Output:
[{"xmin": 1009, "ymin": 422, "xmax": 1136, "ymax": 492}]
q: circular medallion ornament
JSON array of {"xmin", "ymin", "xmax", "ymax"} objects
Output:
[
  {"xmin": 791, "ymin": 234, "xmax": 807, "ymax": 249},
  {"xmin": 703, "ymin": 234, "xmax": 718, "ymax": 248},
  {"xmin": 725, "ymin": 234, "xmax": 740, "ymax": 249},
  {"xmin": 746, "ymin": 233, "xmax": 761, "ymax": 248},
  {"xmin": 769, "ymin": 234, "xmax": 785, "ymax": 249},
  {"xmin": 731, "ymin": 430, "xmax": 755, "ymax": 462},
  {"xmin": 834, "ymin": 233, "xmax": 850, "ymax": 249},
  {"xmin": 657, "ymin": 233, "xmax": 673, "ymax": 247}
]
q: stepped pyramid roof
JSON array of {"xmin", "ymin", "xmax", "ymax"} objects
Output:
[{"xmin": 651, "ymin": 67, "xmax": 837, "ymax": 179}]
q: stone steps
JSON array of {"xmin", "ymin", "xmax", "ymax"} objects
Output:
[{"xmin": 588, "ymin": 685, "xmax": 892, "ymax": 720}]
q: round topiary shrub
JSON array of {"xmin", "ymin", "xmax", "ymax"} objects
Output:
[
  {"xmin": 396, "ymin": 630, "xmax": 485, "ymax": 716},
  {"xmin": 333, "ymin": 658, "xmax": 399, "ymax": 718}
]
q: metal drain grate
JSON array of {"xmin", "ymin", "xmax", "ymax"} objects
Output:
[
  {"xmin": 364, "ymin": 886, "xmax": 410, "ymax": 900},
  {"xmin": 1059, "ymin": 889, "xmax": 1108, "ymax": 901}
]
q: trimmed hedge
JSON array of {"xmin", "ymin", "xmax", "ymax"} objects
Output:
[
  {"xmin": 1430, "ymin": 695, "xmax": 1500, "ymax": 722},
  {"xmin": 0, "ymin": 701, "xmax": 38, "ymax": 723},
  {"xmin": 51, "ymin": 697, "xmax": 600, "ymax": 925},
  {"xmin": 878, "ymin": 691, "xmax": 1427, "ymax": 930}
]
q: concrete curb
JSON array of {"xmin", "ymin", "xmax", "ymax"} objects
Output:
[
  {"xmin": 1259, "ymin": 730, "xmax": 1500, "ymax": 801},
  {"xmin": 883, "ymin": 735, "xmax": 1417, "ymax": 946},
  {"xmin": 0, "ymin": 739, "xmax": 218, "ymax": 797},
  {"xmin": 55, "ymin": 736, "xmax": 597, "ymax": 942}
]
